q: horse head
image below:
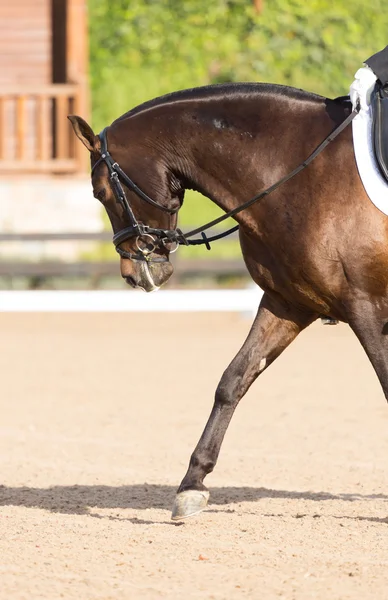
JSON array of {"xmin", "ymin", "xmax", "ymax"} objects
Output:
[{"xmin": 68, "ymin": 115, "xmax": 184, "ymax": 292}]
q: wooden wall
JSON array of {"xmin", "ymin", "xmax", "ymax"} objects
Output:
[
  {"xmin": 67, "ymin": 0, "xmax": 88, "ymax": 119},
  {"xmin": 0, "ymin": 1, "xmax": 51, "ymax": 85},
  {"xmin": 0, "ymin": 0, "xmax": 88, "ymax": 172}
]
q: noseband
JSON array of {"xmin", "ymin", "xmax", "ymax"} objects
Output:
[{"xmin": 91, "ymin": 128, "xmax": 183, "ymax": 263}]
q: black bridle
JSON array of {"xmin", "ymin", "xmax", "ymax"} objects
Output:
[
  {"xmin": 91, "ymin": 127, "xmax": 182, "ymax": 263},
  {"xmin": 92, "ymin": 102, "xmax": 359, "ymax": 261}
]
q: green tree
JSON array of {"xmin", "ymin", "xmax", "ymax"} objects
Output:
[
  {"xmin": 87, "ymin": 0, "xmax": 388, "ymax": 260},
  {"xmin": 89, "ymin": 0, "xmax": 388, "ymax": 129}
]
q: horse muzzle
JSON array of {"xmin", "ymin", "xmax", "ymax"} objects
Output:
[{"xmin": 121, "ymin": 258, "xmax": 173, "ymax": 292}]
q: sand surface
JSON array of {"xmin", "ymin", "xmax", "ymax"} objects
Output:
[{"xmin": 1, "ymin": 312, "xmax": 388, "ymax": 599}]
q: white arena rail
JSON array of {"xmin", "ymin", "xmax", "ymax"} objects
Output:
[{"xmin": 0, "ymin": 288, "xmax": 263, "ymax": 313}]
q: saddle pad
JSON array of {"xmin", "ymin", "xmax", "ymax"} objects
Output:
[{"xmin": 352, "ymin": 104, "xmax": 388, "ymax": 216}]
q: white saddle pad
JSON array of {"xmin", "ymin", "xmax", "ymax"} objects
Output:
[{"xmin": 352, "ymin": 105, "xmax": 388, "ymax": 216}]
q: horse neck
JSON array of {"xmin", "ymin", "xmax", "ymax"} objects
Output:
[{"xmin": 163, "ymin": 95, "xmax": 328, "ymax": 230}]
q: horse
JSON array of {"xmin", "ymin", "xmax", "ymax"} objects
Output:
[{"xmin": 69, "ymin": 82, "xmax": 388, "ymax": 520}]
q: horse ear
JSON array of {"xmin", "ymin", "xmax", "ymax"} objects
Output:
[{"xmin": 68, "ymin": 115, "xmax": 96, "ymax": 152}]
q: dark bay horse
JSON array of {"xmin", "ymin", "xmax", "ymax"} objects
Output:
[{"xmin": 69, "ymin": 82, "xmax": 388, "ymax": 520}]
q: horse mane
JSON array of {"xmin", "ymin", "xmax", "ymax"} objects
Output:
[{"xmin": 113, "ymin": 82, "xmax": 326, "ymax": 125}]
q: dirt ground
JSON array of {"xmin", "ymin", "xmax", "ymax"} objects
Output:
[{"xmin": 1, "ymin": 311, "xmax": 388, "ymax": 600}]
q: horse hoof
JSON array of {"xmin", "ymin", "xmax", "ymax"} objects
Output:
[{"xmin": 171, "ymin": 489, "xmax": 210, "ymax": 520}]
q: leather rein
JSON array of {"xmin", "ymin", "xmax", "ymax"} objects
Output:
[{"xmin": 92, "ymin": 103, "xmax": 360, "ymax": 262}]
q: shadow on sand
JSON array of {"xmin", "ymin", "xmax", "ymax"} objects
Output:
[{"xmin": 1, "ymin": 484, "xmax": 387, "ymax": 523}]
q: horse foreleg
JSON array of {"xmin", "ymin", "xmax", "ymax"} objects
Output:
[
  {"xmin": 171, "ymin": 293, "xmax": 315, "ymax": 520},
  {"xmin": 347, "ymin": 299, "xmax": 388, "ymax": 401}
]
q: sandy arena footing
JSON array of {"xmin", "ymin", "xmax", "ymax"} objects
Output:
[{"xmin": 1, "ymin": 313, "xmax": 388, "ymax": 599}]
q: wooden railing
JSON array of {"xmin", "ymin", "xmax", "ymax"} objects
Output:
[{"xmin": 0, "ymin": 84, "xmax": 85, "ymax": 174}]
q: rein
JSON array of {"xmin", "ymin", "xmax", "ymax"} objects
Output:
[{"xmin": 93, "ymin": 102, "xmax": 360, "ymax": 259}]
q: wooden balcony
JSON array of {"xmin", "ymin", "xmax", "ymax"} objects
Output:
[{"xmin": 0, "ymin": 84, "xmax": 86, "ymax": 174}]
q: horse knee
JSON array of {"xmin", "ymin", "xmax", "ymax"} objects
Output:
[{"xmin": 215, "ymin": 375, "xmax": 238, "ymax": 407}]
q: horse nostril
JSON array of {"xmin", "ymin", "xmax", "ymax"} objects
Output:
[{"xmin": 124, "ymin": 275, "xmax": 136, "ymax": 288}]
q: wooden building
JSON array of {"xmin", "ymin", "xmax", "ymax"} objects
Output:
[{"xmin": 0, "ymin": 0, "xmax": 88, "ymax": 174}]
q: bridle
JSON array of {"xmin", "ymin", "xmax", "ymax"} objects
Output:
[
  {"xmin": 91, "ymin": 127, "xmax": 183, "ymax": 263},
  {"xmin": 92, "ymin": 102, "xmax": 360, "ymax": 261}
]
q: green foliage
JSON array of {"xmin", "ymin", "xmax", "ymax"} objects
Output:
[
  {"xmin": 87, "ymin": 0, "xmax": 388, "ymax": 258},
  {"xmin": 89, "ymin": 0, "xmax": 388, "ymax": 129}
]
